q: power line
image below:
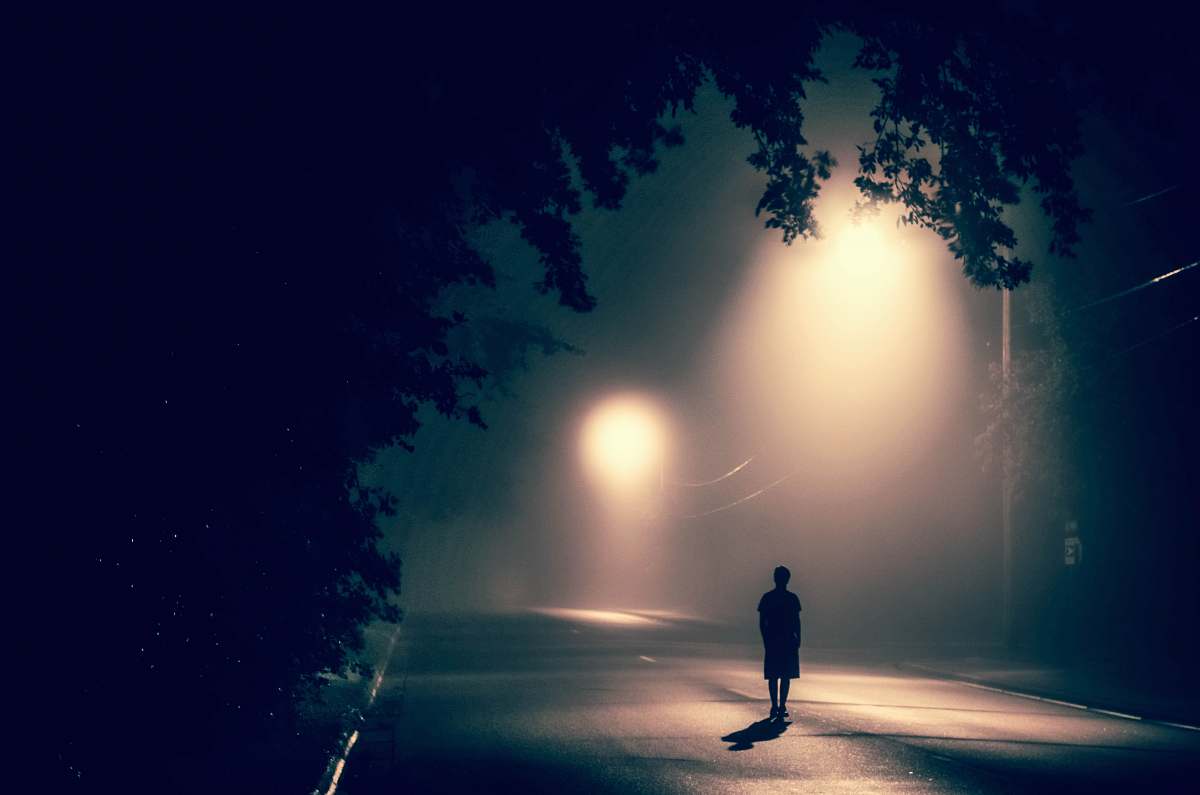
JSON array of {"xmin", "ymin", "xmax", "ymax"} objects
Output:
[
  {"xmin": 1073, "ymin": 260, "xmax": 1198, "ymax": 312},
  {"xmin": 1122, "ymin": 184, "xmax": 1178, "ymax": 206},
  {"xmin": 1111, "ymin": 313, "xmax": 1199, "ymax": 358},
  {"xmin": 677, "ymin": 468, "xmax": 800, "ymax": 520},
  {"xmin": 670, "ymin": 456, "xmax": 754, "ymax": 487},
  {"xmin": 1072, "ymin": 311, "xmax": 1199, "ymax": 395}
]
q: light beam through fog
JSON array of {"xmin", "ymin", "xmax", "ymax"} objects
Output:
[
  {"xmin": 711, "ymin": 185, "xmax": 970, "ymax": 495},
  {"xmin": 575, "ymin": 393, "xmax": 674, "ymax": 608}
]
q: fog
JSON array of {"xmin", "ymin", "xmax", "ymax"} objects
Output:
[{"xmin": 360, "ymin": 36, "xmax": 1045, "ymax": 646}]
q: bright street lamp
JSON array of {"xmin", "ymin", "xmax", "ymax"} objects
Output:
[{"xmin": 579, "ymin": 394, "xmax": 670, "ymax": 495}]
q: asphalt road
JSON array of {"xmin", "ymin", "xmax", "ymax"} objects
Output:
[{"xmin": 337, "ymin": 611, "xmax": 1200, "ymax": 793}]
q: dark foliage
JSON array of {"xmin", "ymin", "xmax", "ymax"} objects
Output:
[
  {"xmin": 848, "ymin": 9, "xmax": 1091, "ymax": 289},
  {"xmin": 18, "ymin": 6, "xmax": 1119, "ymax": 791}
]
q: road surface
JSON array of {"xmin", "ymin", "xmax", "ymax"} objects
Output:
[{"xmin": 335, "ymin": 610, "xmax": 1200, "ymax": 793}]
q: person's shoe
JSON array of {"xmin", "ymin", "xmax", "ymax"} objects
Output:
[
  {"xmin": 777, "ymin": 706, "xmax": 789, "ymax": 720},
  {"xmin": 769, "ymin": 706, "xmax": 779, "ymax": 720}
]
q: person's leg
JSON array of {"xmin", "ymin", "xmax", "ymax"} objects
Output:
[
  {"xmin": 768, "ymin": 678, "xmax": 779, "ymax": 712},
  {"xmin": 779, "ymin": 678, "xmax": 790, "ymax": 711}
]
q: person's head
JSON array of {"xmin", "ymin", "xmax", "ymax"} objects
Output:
[{"xmin": 773, "ymin": 565, "xmax": 791, "ymax": 588}]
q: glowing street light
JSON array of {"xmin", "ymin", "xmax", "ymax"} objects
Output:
[
  {"xmin": 579, "ymin": 394, "xmax": 670, "ymax": 495},
  {"xmin": 710, "ymin": 189, "xmax": 968, "ymax": 496}
]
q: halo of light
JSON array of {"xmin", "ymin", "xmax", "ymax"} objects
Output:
[
  {"xmin": 579, "ymin": 394, "xmax": 669, "ymax": 492},
  {"xmin": 710, "ymin": 190, "xmax": 969, "ymax": 491}
]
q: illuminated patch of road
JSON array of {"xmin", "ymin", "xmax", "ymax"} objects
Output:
[{"xmin": 528, "ymin": 607, "xmax": 663, "ymax": 626}]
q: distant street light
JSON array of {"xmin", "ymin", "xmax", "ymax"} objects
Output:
[{"xmin": 579, "ymin": 394, "xmax": 670, "ymax": 495}]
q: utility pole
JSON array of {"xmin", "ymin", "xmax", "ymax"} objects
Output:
[{"xmin": 1001, "ymin": 287, "xmax": 1013, "ymax": 648}]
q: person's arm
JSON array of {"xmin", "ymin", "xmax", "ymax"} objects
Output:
[
  {"xmin": 758, "ymin": 595, "xmax": 768, "ymax": 644},
  {"xmin": 791, "ymin": 597, "xmax": 801, "ymax": 646}
]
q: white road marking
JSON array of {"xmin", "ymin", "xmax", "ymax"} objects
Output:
[
  {"xmin": 916, "ymin": 667, "xmax": 1194, "ymax": 728},
  {"xmin": 1159, "ymin": 720, "xmax": 1200, "ymax": 732},
  {"xmin": 314, "ymin": 626, "xmax": 402, "ymax": 795},
  {"xmin": 1091, "ymin": 708, "xmax": 1142, "ymax": 721},
  {"xmin": 959, "ymin": 683, "xmax": 1089, "ymax": 711},
  {"xmin": 639, "ymin": 655, "xmax": 657, "ymax": 663},
  {"xmin": 322, "ymin": 731, "xmax": 358, "ymax": 795}
]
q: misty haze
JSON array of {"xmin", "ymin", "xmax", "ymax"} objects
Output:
[{"xmin": 33, "ymin": 8, "xmax": 1198, "ymax": 794}]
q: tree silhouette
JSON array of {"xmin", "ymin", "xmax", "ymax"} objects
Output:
[
  {"xmin": 850, "ymin": 12, "xmax": 1091, "ymax": 288},
  {"xmin": 25, "ymin": 7, "xmax": 1127, "ymax": 791}
]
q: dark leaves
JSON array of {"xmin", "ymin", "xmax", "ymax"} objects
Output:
[
  {"xmin": 40, "ymin": 10, "xmax": 1103, "ymax": 790},
  {"xmin": 847, "ymin": 13, "xmax": 1090, "ymax": 289}
]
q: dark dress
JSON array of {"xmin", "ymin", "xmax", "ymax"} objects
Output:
[{"xmin": 758, "ymin": 588, "xmax": 801, "ymax": 679}]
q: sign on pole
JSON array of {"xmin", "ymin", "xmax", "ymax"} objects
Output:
[{"xmin": 1064, "ymin": 520, "xmax": 1081, "ymax": 567}]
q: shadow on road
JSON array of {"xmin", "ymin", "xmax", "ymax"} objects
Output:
[{"xmin": 721, "ymin": 718, "xmax": 789, "ymax": 750}]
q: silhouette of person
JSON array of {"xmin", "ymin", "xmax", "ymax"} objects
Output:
[{"xmin": 758, "ymin": 565, "xmax": 801, "ymax": 720}]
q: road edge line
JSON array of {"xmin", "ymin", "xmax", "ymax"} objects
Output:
[
  {"xmin": 897, "ymin": 662, "xmax": 1200, "ymax": 732},
  {"xmin": 312, "ymin": 624, "xmax": 403, "ymax": 795}
]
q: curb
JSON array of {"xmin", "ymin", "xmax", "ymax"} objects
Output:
[
  {"xmin": 897, "ymin": 662, "xmax": 1200, "ymax": 733},
  {"xmin": 313, "ymin": 625, "xmax": 403, "ymax": 795}
]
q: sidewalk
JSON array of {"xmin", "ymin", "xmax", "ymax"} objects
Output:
[{"xmin": 899, "ymin": 654, "xmax": 1200, "ymax": 729}]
